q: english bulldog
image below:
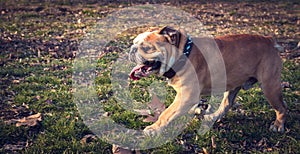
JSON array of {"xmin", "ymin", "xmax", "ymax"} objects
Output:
[{"xmin": 128, "ymin": 26, "xmax": 287, "ymax": 135}]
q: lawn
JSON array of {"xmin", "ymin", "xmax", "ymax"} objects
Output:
[{"xmin": 0, "ymin": 0, "xmax": 299, "ymax": 153}]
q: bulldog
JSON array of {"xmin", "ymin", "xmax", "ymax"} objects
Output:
[{"xmin": 128, "ymin": 26, "xmax": 287, "ymax": 135}]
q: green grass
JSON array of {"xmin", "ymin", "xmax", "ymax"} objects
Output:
[{"xmin": 0, "ymin": 0, "xmax": 299, "ymax": 153}]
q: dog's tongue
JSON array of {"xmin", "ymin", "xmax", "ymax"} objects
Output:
[{"xmin": 129, "ymin": 65, "xmax": 147, "ymax": 80}]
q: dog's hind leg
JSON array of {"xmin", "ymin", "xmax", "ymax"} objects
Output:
[
  {"xmin": 202, "ymin": 87, "xmax": 241, "ymax": 122},
  {"xmin": 261, "ymin": 78, "xmax": 287, "ymax": 132},
  {"xmin": 259, "ymin": 70, "xmax": 287, "ymax": 132}
]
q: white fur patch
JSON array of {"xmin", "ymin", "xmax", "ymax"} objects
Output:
[
  {"xmin": 167, "ymin": 56, "xmax": 175, "ymax": 70},
  {"xmin": 159, "ymin": 67, "xmax": 165, "ymax": 75},
  {"xmin": 133, "ymin": 32, "xmax": 152, "ymax": 44},
  {"xmin": 158, "ymin": 47, "xmax": 167, "ymax": 75}
]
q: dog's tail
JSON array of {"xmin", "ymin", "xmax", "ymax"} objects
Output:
[
  {"xmin": 269, "ymin": 37, "xmax": 284, "ymax": 52},
  {"xmin": 274, "ymin": 42, "xmax": 284, "ymax": 52},
  {"xmin": 266, "ymin": 36, "xmax": 284, "ymax": 52}
]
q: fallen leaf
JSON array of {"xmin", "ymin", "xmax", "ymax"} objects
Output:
[
  {"xmin": 15, "ymin": 113, "xmax": 42, "ymax": 127},
  {"xmin": 102, "ymin": 112, "xmax": 110, "ymax": 117},
  {"xmin": 267, "ymin": 148, "xmax": 273, "ymax": 151},
  {"xmin": 11, "ymin": 105, "xmax": 28, "ymax": 114},
  {"xmin": 4, "ymin": 142, "xmax": 27, "ymax": 151},
  {"xmin": 202, "ymin": 147, "xmax": 209, "ymax": 154},
  {"xmin": 147, "ymin": 94, "xmax": 165, "ymax": 112},
  {"xmin": 45, "ymin": 99, "xmax": 53, "ymax": 104},
  {"xmin": 81, "ymin": 134, "xmax": 97, "ymax": 144},
  {"xmin": 257, "ymin": 137, "xmax": 267, "ymax": 147},
  {"xmin": 112, "ymin": 144, "xmax": 132, "ymax": 154},
  {"xmin": 142, "ymin": 94, "xmax": 166, "ymax": 123},
  {"xmin": 22, "ymin": 103, "xmax": 29, "ymax": 109},
  {"xmin": 143, "ymin": 115, "xmax": 158, "ymax": 123},
  {"xmin": 133, "ymin": 109, "xmax": 151, "ymax": 116},
  {"xmin": 281, "ymin": 81, "xmax": 291, "ymax": 88},
  {"xmin": 12, "ymin": 80, "xmax": 20, "ymax": 84},
  {"xmin": 211, "ymin": 136, "xmax": 216, "ymax": 149}
]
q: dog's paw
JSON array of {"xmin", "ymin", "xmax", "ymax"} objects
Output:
[
  {"xmin": 143, "ymin": 125, "xmax": 161, "ymax": 137},
  {"xmin": 143, "ymin": 126, "xmax": 156, "ymax": 137},
  {"xmin": 203, "ymin": 114, "xmax": 218, "ymax": 122},
  {"xmin": 194, "ymin": 107, "xmax": 203, "ymax": 115},
  {"xmin": 194, "ymin": 102, "xmax": 213, "ymax": 120},
  {"xmin": 269, "ymin": 122, "xmax": 285, "ymax": 133}
]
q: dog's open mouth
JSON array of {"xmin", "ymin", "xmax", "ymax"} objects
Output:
[{"xmin": 129, "ymin": 61, "xmax": 161, "ymax": 80}]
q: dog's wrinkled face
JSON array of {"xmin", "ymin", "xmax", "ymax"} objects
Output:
[{"xmin": 129, "ymin": 26, "xmax": 182, "ymax": 80}]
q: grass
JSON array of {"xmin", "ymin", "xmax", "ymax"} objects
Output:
[{"xmin": 0, "ymin": 0, "xmax": 299, "ymax": 153}]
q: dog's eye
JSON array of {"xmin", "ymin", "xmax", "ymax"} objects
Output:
[
  {"xmin": 144, "ymin": 60, "xmax": 155, "ymax": 66},
  {"xmin": 140, "ymin": 46, "xmax": 151, "ymax": 52}
]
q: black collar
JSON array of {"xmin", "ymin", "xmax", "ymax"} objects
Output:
[{"xmin": 163, "ymin": 36, "xmax": 193, "ymax": 79}]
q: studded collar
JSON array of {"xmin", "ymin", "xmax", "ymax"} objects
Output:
[{"xmin": 163, "ymin": 36, "xmax": 193, "ymax": 79}]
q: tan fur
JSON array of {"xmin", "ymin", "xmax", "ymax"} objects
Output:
[{"xmin": 131, "ymin": 28, "xmax": 287, "ymax": 135}]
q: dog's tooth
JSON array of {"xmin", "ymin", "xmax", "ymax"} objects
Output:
[{"xmin": 135, "ymin": 74, "xmax": 141, "ymax": 78}]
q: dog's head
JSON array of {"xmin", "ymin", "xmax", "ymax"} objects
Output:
[{"xmin": 129, "ymin": 26, "xmax": 187, "ymax": 80}]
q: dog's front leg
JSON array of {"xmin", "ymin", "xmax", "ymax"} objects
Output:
[{"xmin": 144, "ymin": 88, "xmax": 199, "ymax": 136}]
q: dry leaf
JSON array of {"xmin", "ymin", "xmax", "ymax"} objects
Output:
[
  {"xmin": 12, "ymin": 80, "xmax": 20, "ymax": 84},
  {"xmin": 112, "ymin": 144, "xmax": 132, "ymax": 154},
  {"xmin": 202, "ymin": 147, "xmax": 209, "ymax": 154},
  {"xmin": 257, "ymin": 137, "xmax": 267, "ymax": 147},
  {"xmin": 211, "ymin": 136, "xmax": 216, "ymax": 149},
  {"xmin": 142, "ymin": 94, "xmax": 166, "ymax": 123},
  {"xmin": 15, "ymin": 113, "xmax": 42, "ymax": 127},
  {"xmin": 267, "ymin": 148, "xmax": 273, "ymax": 151},
  {"xmin": 133, "ymin": 94, "xmax": 166, "ymax": 123},
  {"xmin": 281, "ymin": 81, "xmax": 291, "ymax": 88},
  {"xmin": 133, "ymin": 109, "xmax": 151, "ymax": 116},
  {"xmin": 143, "ymin": 115, "xmax": 158, "ymax": 123},
  {"xmin": 147, "ymin": 94, "xmax": 165, "ymax": 112},
  {"xmin": 4, "ymin": 142, "xmax": 27, "ymax": 151},
  {"xmin": 81, "ymin": 134, "xmax": 97, "ymax": 144}
]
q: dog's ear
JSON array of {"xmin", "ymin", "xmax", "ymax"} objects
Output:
[
  {"xmin": 158, "ymin": 26, "xmax": 181, "ymax": 48},
  {"xmin": 147, "ymin": 27, "xmax": 160, "ymax": 32}
]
